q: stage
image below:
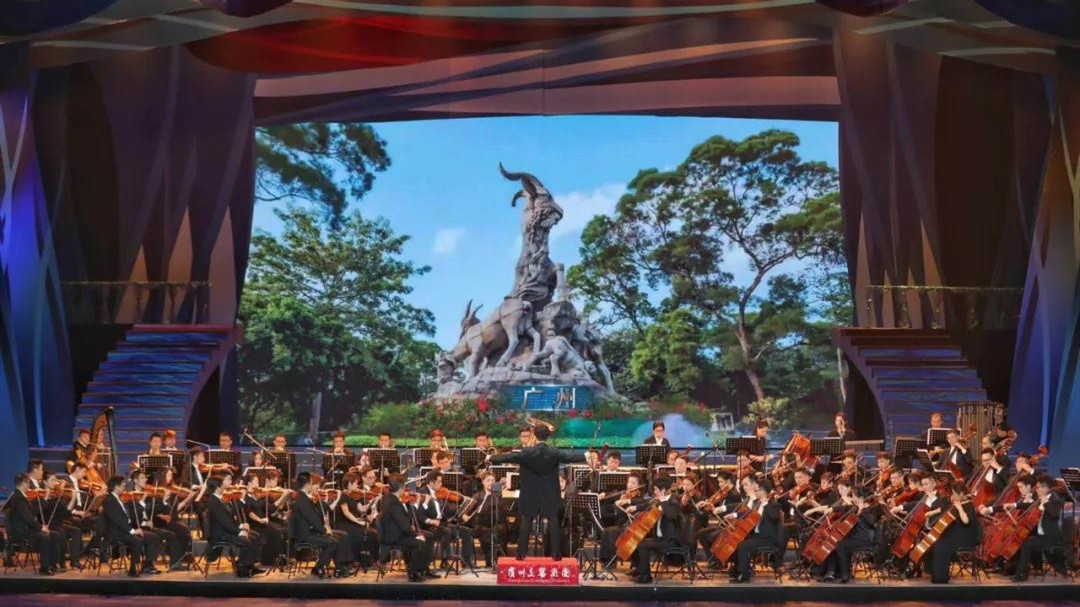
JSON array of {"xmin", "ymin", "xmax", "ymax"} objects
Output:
[{"xmin": 0, "ymin": 567, "xmax": 1076, "ymax": 603}]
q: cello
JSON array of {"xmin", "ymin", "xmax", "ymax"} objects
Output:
[
  {"xmin": 709, "ymin": 504, "xmax": 761, "ymax": 563},
  {"xmin": 614, "ymin": 499, "xmax": 662, "ymax": 561},
  {"xmin": 908, "ymin": 492, "xmax": 969, "ymax": 565},
  {"xmin": 992, "ymin": 499, "xmax": 1044, "ymax": 561},
  {"xmin": 891, "ymin": 501, "xmax": 930, "ymax": 559}
]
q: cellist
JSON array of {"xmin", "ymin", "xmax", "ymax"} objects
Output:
[
  {"xmin": 889, "ymin": 473, "xmax": 945, "ymax": 578},
  {"xmin": 630, "ymin": 474, "xmax": 682, "ymax": 584},
  {"xmin": 597, "ymin": 472, "xmax": 648, "ymax": 567},
  {"xmin": 693, "ymin": 472, "xmax": 742, "ymax": 563},
  {"xmin": 730, "ymin": 477, "xmax": 782, "ymax": 583},
  {"xmin": 974, "ymin": 448, "xmax": 1010, "ymax": 496},
  {"xmin": 924, "ymin": 481, "xmax": 977, "ymax": 584},
  {"xmin": 817, "ymin": 488, "xmax": 881, "ymax": 583},
  {"xmin": 1011, "ymin": 475, "xmax": 1068, "ymax": 581},
  {"xmin": 978, "ymin": 473, "xmax": 1036, "ymax": 575}
]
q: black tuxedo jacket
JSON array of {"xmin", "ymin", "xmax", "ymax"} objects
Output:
[
  {"xmin": 103, "ymin": 494, "xmax": 137, "ymax": 543},
  {"xmin": 207, "ymin": 494, "xmax": 242, "ymax": 542},
  {"xmin": 642, "ymin": 436, "xmax": 671, "ymax": 447},
  {"xmin": 6, "ymin": 491, "xmax": 40, "ymax": 540},
  {"xmin": 490, "ymin": 442, "xmax": 585, "ymax": 516},
  {"xmin": 379, "ymin": 492, "xmax": 416, "ymax": 545},
  {"xmin": 292, "ymin": 492, "xmax": 328, "ymax": 541}
]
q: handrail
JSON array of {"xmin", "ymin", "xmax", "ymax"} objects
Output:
[
  {"xmin": 863, "ymin": 284, "xmax": 1022, "ymax": 330},
  {"xmin": 61, "ymin": 280, "xmax": 211, "ymax": 324}
]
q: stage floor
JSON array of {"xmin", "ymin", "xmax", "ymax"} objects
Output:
[
  {"xmin": 3, "ymin": 598, "xmax": 1080, "ymax": 607},
  {"xmin": 0, "ymin": 567, "xmax": 1077, "ymax": 603}
]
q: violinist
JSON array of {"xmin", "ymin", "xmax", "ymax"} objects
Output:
[
  {"xmin": 672, "ymin": 454, "xmax": 692, "ymax": 478},
  {"xmin": 128, "ymin": 468, "xmax": 182, "ymax": 571},
  {"xmin": 694, "ymin": 472, "xmax": 742, "ymax": 561},
  {"xmin": 871, "ymin": 452, "xmax": 895, "ymax": 492},
  {"xmin": 924, "ymin": 481, "xmax": 977, "ymax": 584},
  {"xmin": 598, "ymin": 473, "xmax": 648, "ymax": 565},
  {"xmin": 335, "ymin": 470, "xmax": 380, "ymax": 569},
  {"xmin": 418, "ymin": 469, "xmax": 476, "ymax": 568},
  {"xmin": 462, "ymin": 471, "xmax": 507, "ymax": 567},
  {"xmin": 942, "ymin": 429, "xmax": 973, "ymax": 479},
  {"xmin": 241, "ymin": 471, "xmax": 286, "ymax": 569},
  {"xmin": 65, "ymin": 462, "xmax": 101, "ymax": 536},
  {"xmin": 631, "ymin": 474, "xmax": 682, "ymax": 584},
  {"xmin": 1012, "ymin": 475, "xmax": 1068, "ymax": 581},
  {"xmin": 187, "ymin": 447, "xmax": 207, "ymax": 489},
  {"xmin": 205, "ymin": 475, "xmax": 264, "ymax": 578},
  {"xmin": 261, "ymin": 469, "xmax": 292, "ymax": 525},
  {"xmin": 642, "ymin": 421, "xmax": 671, "ymax": 447},
  {"xmin": 27, "ymin": 459, "xmax": 45, "ymax": 489},
  {"xmin": 102, "ymin": 474, "xmax": 157, "ymax": 577},
  {"xmin": 838, "ymin": 450, "xmax": 864, "ymax": 485},
  {"xmin": 40, "ymin": 471, "xmax": 84, "ymax": 571},
  {"xmin": 779, "ymin": 468, "xmax": 817, "ymax": 519},
  {"xmin": 7, "ymin": 473, "xmax": 60, "ymax": 575},
  {"xmin": 880, "ymin": 468, "xmax": 907, "ymax": 504},
  {"xmin": 820, "ymin": 488, "xmax": 881, "ymax": 583},
  {"xmin": 433, "ymin": 450, "xmax": 454, "ymax": 473},
  {"xmin": 748, "ymin": 420, "xmax": 770, "ymax": 472},
  {"xmin": 293, "ymin": 471, "xmax": 353, "ymax": 578},
  {"xmin": 379, "ymin": 473, "xmax": 435, "ymax": 582},
  {"xmin": 152, "ymin": 468, "xmax": 194, "ymax": 564},
  {"xmin": 730, "ymin": 476, "xmax": 782, "ymax": 583}
]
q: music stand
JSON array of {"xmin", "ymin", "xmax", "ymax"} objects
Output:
[
  {"xmin": 926, "ymin": 428, "xmax": 950, "ymax": 448},
  {"xmin": 725, "ymin": 436, "xmax": 762, "ymax": 456},
  {"xmin": 597, "ymin": 471, "xmax": 629, "ymax": 494},
  {"xmin": 366, "ymin": 448, "xmax": 400, "ymax": 480},
  {"xmin": 1060, "ymin": 468, "xmax": 1080, "ymax": 495},
  {"xmin": 207, "ymin": 449, "xmax": 240, "ymax": 469},
  {"xmin": 322, "ymin": 453, "xmax": 354, "ymax": 485},
  {"xmin": 810, "ymin": 438, "xmax": 844, "ymax": 466},
  {"xmin": 441, "ymin": 471, "xmax": 464, "ymax": 492},
  {"xmin": 507, "ymin": 472, "xmax": 521, "ymax": 491},
  {"xmin": 569, "ymin": 465, "xmax": 593, "ymax": 491},
  {"xmin": 242, "ymin": 466, "xmax": 272, "ymax": 485},
  {"xmin": 137, "ymin": 454, "xmax": 173, "ymax": 478},
  {"xmin": 893, "ymin": 436, "xmax": 921, "ymax": 469},
  {"xmin": 654, "ymin": 465, "xmax": 676, "ymax": 477},
  {"xmin": 413, "ymin": 448, "xmax": 439, "ymax": 468},
  {"xmin": 635, "ymin": 445, "xmax": 670, "ymax": 468},
  {"xmin": 267, "ymin": 452, "xmax": 295, "ymax": 487},
  {"xmin": 569, "ymin": 492, "xmax": 613, "ymax": 580},
  {"xmin": 460, "ymin": 448, "xmax": 487, "ymax": 472}
]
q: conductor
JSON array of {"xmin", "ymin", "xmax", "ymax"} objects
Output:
[{"xmin": 488, "ymin": 421, "xmax": 585, "ymax": 560}]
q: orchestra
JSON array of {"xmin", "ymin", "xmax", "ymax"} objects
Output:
[{"xmin": 1, "ymin": 413, "xmax": 1075, "ymax": 587}]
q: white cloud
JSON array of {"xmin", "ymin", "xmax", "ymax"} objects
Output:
[
  {"xmin": 432, "ymin": 227, "xmax": 467, "ymax": 256},
  {"xmin": 550, "ymin": 183, "xmax": 625, "ymax": 240}
]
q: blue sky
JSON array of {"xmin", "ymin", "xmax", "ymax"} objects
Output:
[{"xmin": 250, "ymin": 115, "xmax": 839, "ymax": 348}]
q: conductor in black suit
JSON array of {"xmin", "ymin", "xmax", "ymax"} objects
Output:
[{"xmin": 488, "ymin": 423, "xmax": 586, "ymax": 560}]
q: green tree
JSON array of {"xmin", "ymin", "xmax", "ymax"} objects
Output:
[
  {"xmin": 629, "ymin": 308, "xmax": 703, "ymax": 396},
  {"xmin": 572, "ymin": 130, "xmax": 846, "ymax": 413},
  {"xmin": 255, "ymin": 124, "xmax": 390, "ymax": 228},
  {"xmin": 238, "ymin": 206, "xmax": 437, "ymax": 430}
]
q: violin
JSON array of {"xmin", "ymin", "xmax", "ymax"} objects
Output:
[
  {"xmin": 220, "ymin": 488, "xmax": 247, "ymax": 502},
  {"xmin": 253, "ymin": 487, "xmax": 294, "ymax": 499},
  {"xmin": 435, "ymin": 486, "xmax": 466, "ymax": 503},
  {"xmin": 119, "ymin": 490, "xmax": 149, "ymax": 503}
]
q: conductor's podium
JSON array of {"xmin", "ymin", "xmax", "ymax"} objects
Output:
[{"xmin": 497, "ymin": 557, "xmax": 579, "ymax": 585}]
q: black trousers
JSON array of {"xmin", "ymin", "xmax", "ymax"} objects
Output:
[
  {"xmin": 215, "ymin": 534, "xmax": 259, "ymax": 569},
  {"xmin": 516, "ymin": 514, "xmax": 564, "ymax": 558},
  {"xmin": 474, "ymin": 524, "xmax": 508, "ymax": 566},
  {"xmin": 819, "ymin": 534, "xmax": 874, "ymax": 580},
  {"xmin": 55, "ymin": 523, "xmax": 83, "ymax": 565},
  {"xmin": 336, "ymin": 521, "xmax": 378, "ymax": 566},
  {"xmin": 301, "ymin": 530, "xmax": 352, "ymax": 568},
  {"xmin": 13, "ymin": 531, "xmax": 55, "ymax": 571},
  {"xmin": 114, "ymin": 532, "xmax": 157, "ymax": 571},
  {"xmin": 636, "ymin": 536, "xmax": 676, "ymax": 575},
  {"xmin": 696, "ymin": 526, "xmax": 722, "ymax": 561},
  {"xmin": 926, "ymin": 536, "xmax": 971, "ymax": 584},
  {"xmin": 389, "ymin": 531, "xmax": 434, "ymax": 574},
  {"xmin": 734, "ymin": 535, "xmax": 775, "ymax": 576},
  {"xmin": 253, "ymin": 521, "xmax": 285, "ymax": 566},
  {"xmin": 599, "ymin": 526, "xmax": 622, "ymax": 563},
  {"xmin": 145, "ymin": 527, "xmax": 184, "ymax": 566},
  {"xmin": 1017, "ymin": 534, "xmax": 1065, "ymax": 576},
  {"xmin": 157, "ymin": 520, "xmax": 192, "ymax": 555}
]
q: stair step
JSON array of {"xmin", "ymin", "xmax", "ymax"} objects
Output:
[
  {"xmin": 859, "ymin": 347, "xmax": 964, "ymax": 358},
  {"xmin": 876, "ymin": 378, "xmax": 984, "ymax": 388},
  {"xmin": 86, "ymin": 382, "xmax": 192, "ymax": 394},
  {"xmin": 125, "ymin": 331, "xmax": 230, "ymax": 342},
  {"xmin": 116, "ymin": 344, "xmax": 219, "ymax": 353},
  {"xmin": 106, "ymin": 349, "xmax": 211, "ymax": 358},
  {"xmin": 872, "ymin": 367, "xmax": 978, "ymax": 378},
  {"xmin": 94, "ymin": 373, "xmax": 200, "ymax": 383},
  {"xmin": 878, "ymin": 389, "xmax": 988, "ymax": 400},
  {"xmin": 99, "ymin": 362, "xmax": 206, "ymax": 373},
  {"xmin": 82, "ymin": 393, "xmax": 189, "ymax": 404}
]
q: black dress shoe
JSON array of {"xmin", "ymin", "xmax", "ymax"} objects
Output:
[
  {"xmin": 127, "ymin": 568, "xmax": 140, "ymax": 578},
  {"xmin": 838, "ymin": 577, "xmax": 851, "ymax": 584},
  {"xmin": 1011, "ymin": 574, "xmax": 1029, "ymax": 582},
  {"xmin": 732, "ymin": 573, "xmax": 750, "ymax": 583},
  {"xmin": 311, "ymin": 566, "xmax": 329, "ymax": 578},
  {"xmin": 423, "ymin": 569, "xmax": 440, "ymax": 579},
  {"xmin": 141, "ymin": 567, "xmax": 161, "ymax": 575},
  {"xmin": 634, "ymin": 574, "xmax": 653, "ymax": 584},
  {"xmin": 408, "ymin": 572, "xmax": 424, "ymax": 583},
  {"xmin": 70, "ymin": 562, "xmax": 85, "ymax": 571},
  {"xmin": 54, "ymin": 565, "xmax": 67, "ymax": 573},
  {"xmin": 334, "ymin": 568, "xmax": 351, "ymax": 578},
  {"xmin": 515, "ymin": 555, "xmax": 526, "ymax": 561},
  {"xmin": 168, "ymin": 561, "xmax": 186, "ymax": 572},
  {"xmin": 38, "ymin": 568, "xmax": 54, "ymax": 576}
]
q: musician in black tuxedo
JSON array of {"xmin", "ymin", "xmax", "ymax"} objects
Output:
[
  {"xmin": 379, "ymin": 473, "xmax": 434, "ymax": 582},
  {"xmin": 292, "ymin": 471, "xmax": 353, "ymax": 578},
  {"xmin": 129, "ymin": 469, "xmax": 182, "ymax": 571},
  {"xmin": 926, "ymin": 481, "xmax": 979, "ymax": 584},
  {"xmin": 488, "ymin": 423, "xmax": 586, "ymax": 559},
  {"xmin": 642, "ymin": 421, "xmax": 671, "ymax": 447},
  {"xmin": 102, "ymin": 474, "xmax": 157, "ymax": 577},
  {"xmin": 732, "ymin": 477, "xmax": 783, "ymax": 583},
  {"xmin": 976, "ymin": 448, "xmax": 1011, "ymax": 494},
  {"xmin": 630, "ymin": 475, "xmax": 683, "ymax": 584},
  {"xmin": 6, "ymin": 474, "xmax": 58, "ymax": 575},
  {"xmin": 1013, "ymin": 475, "xmax": 1068, "ymax": 581},
  {"xmin": 942, "ymin": 430, "xmax": 973, "ymax": 478},
  {"xmin": 204, "ymin": 475, "xmax": 263, "ymax": 577}
]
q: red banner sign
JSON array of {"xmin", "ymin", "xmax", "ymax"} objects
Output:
[{"xmin": 496, "ymin": 557, "xmax": 579, "ymax": 585}]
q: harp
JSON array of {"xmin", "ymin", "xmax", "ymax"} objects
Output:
[{"xmin": 90, "ymin": 406, "xmax": 118, "ymax": 478}]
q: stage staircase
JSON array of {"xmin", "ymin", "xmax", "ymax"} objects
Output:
[
  {"xmin": 71, "ymin": 324, "xmax": 242, "ymax": 471},
  {"xmin": 833, "ymin": 328, "xmax": 988, "ymax": 444}
]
